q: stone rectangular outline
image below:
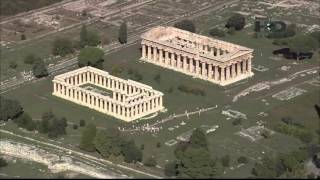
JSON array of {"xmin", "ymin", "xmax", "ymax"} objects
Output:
[{"xmin": 52, "ymin": 66, "xmax": 164, "ymax": 122}]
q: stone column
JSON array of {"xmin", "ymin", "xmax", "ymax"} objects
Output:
[
  {"xmin": 208, "ymin": 64, "xmax": 213, "ymax": 79},
  {"xmin": 195, "ymin": 60, "xmax": 200, "ymax": 75},
  {"xmin": 237, "ymin": 61, "xmax": 241, "ymax": 75},
  {"xmin": 139, "ymin": 104, "xmax": 143, "ymax": 115},
  {"xmin": 86, "ymin": 72, "xmax": 90, "ymax": 83},
  {"xmin": 183, "ymin": 56, "xmax": 188, "ymax": 72},
  {"xmin": 177, "ymin": 54, "xmax": 181, "ymax": 69},
  {"xmin": 221, "ymin": 66, "xmax": 225, "ymax": 82},
  {"xmin": 248, "ymin": 58, "xmax": 252, "ymax": 73},
  {"xmin": 150, "ymin": 99, "xmax": 154, "ymax": 110},
  {"xmin": 165, "ymin": 51, "xmax": 169, "ymax": 66},
  {"xmin": 201, "ymin": 62, "xmax": 206, "ymax": 77},
  {"xmin": 53, "ymin": 82, "xmax": 57, "ymax": 93},
  {"xmin": 147, "ymin": 45, "xmax": 152, "ymax": 60},
  {"xmin": 142, "ymin": 44, "xmax": 146, "ymax": 59},
  {"xmin": 226, "ymin": 65, "xmax": 230, "ymax": 81},
  {"xmin": 153, "ymin": 47, "xmax": 157, "ymax": 61},
  {"xmin": 143, "ymin": 101, "xmax": 147, "ymax": 112},
  {"xmin": 160, "ymin": 96, "xmax": 163, "ymax": 107},
  {"xmin": 107, "ymin": 78, "xmax": 111, "ymax": 88},
  {"xmin": 159, "ymin": 48, "xmax": 163, "ymax": 64},
  {"xmin": 189, "ymin": 58, "xmax": 194, "ymax": 73},
  {"xmin": 204, "ymin": 45, "xmax": 208, "ymax": 52},
  {"xmin": 232, "ymin": 63, "xmax": 236, "ymax": 78},
  {"xmin": 214, "ymin": 66, "xmax": 219, "ymax": 81},
  {"xmin": 170, "ymin": 52, "xmax": 175, "ymax": 67}
]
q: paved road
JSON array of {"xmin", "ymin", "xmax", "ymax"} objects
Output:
[{"xmin": 0, "ymin": 0, "xmax": 239, "ymax": 94}]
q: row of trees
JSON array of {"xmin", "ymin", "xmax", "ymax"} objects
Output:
[
  {"xmin": 273, "ymin": 120, "xmax": 314, "ymax": 144},
  {"xmin": 177, "ymin": 84, "xmax": 206, "ymax": 96},
  {"xmin": 252, "ymin": 149, "xmax": 312, "ymax": 178},
  {"xmin": 79, "ymin": 126, "xmax": 142, "ymax": 163},
  {"xmin": 172, "ymin": 14, "xmax": 245, "ymax": 39},
  {"xmin": 0, "ymin": 96, "xmax": 67, "ymax": 138},
  {"xmin": 165, "ymin": 129, "xmax": 223, "ymax": 178},
  {"xmin": 0, "ymin": 96, "xmax": 23, "ymax": 121}
]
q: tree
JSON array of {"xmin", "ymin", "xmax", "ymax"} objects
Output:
[
  {"xmin": 164, "ymin": 161, "xmax": 177, "ymax": 177},
  {"xmin": 174, "ymin": 130, "xmax": 223, "ymax": 178},
  {"xmin": 252, "ymin": 156, "xmax": 285, "ymax": 178},
  {"xmin": 237, "ymin": 156, "xmax": 248, "ymax": 164},
  {"xmin": 78, "ymin": 47, "xmax": 104, "ymax": 69},
  {"xmin": 225, "ymin": 13, "xmax": 246, "ymax": 31},
  {"xmin": 0, "ymin": 96, "xmax": 23, "ymax": 121},
  {"xmin": 288, "ymin": 35, "xmax": 319, "ymax": 60},
  {"xmin": 154, "ymin": 73, "xmax": 161, "ymax": 84},
  {"xmin": 38, "ymin": 111, "xmax": 67, "ymax": 138},
  {"xmin": 21, "ymin": 33, "xmax": 26, "ymax": 40},
  {"xmin": 298, "ymin": 130, "xmax": 313, "ymax": 144},
  {"xmin": 279, "ymin": 153, "xmax": 299, "ymax": 172},
  {"xmin": 140, "ymin": 144, "xmax": 144, "ymax": 150},
  {"xmin": 80, "ymin": 25, "xmax": 100, "ymax": 47},
  {"xmin": 52, "ymin": 37, "xmax": 74, "ymax": 57},
  {"xmin": 80, "ymin": 25, "xmax": 88, "ymax": 48},
  {"xmin": 13, "ymin": 112, "xmax": 36, "ymax": 131},
  {"xmin": 312, "ymin": 153, "xmax": 320, "ymax": 168},
  {"xmin": 9, "ymin": 61, "xmax": 17, "ymax": 69},
  {"xmin": 38, "ymin": 111, "xmax": 54, "ymax": 133},
  {"xmin": 221, "ymin": 155, "xmax": 230, "ymax": 167},
  {"xmin": 32, "ymin": 59, "xmax": 48, "ymax": 78},
  {"xmin": 79, "ymin": 123, "xmax": 97, "ymax": 152},
  {"xmin": 47, "ymin": 117, "xmax": 67, "ymax": 138},
  {"xmin": 227, "ymin": 26, "xmax": 236, "ymax": 35},
  {"xmin": 314, "ymin": 104, "xmax": 320, "ymax": 118},
  {"xmin": 174, "ymin": 20, "xmax": 196, "ymax": 33},
  {"xmin": 176, "ymin": 147, "xmax": 221, "ymax": 178},
  {"xmin": 122, "ymin": 139, "xmax": 142, "ymax": 163},
  {"xmin": 156, "ymin": 142, "xmax": 161, "ymax": 148},
  {"xmin": 118, "ymin": 22, "xmax": 127, "ymax": 44},
  {"xmin": 309, "ymin": 31, "xmax": 320, "ymax": 44},
  {"xmin": 144, "ymin": 156, "xmax": 157, "ymax": 167},
  {"xmin": 79, "ymin": 119, "xmax": 86, "ymax": 127},
  {"xmin": 94, "ymin": 128, "xmax": 124, "ymax": 158},
  {"xmin": 209, "ymin": 28, "xmax": 225, "ymax": 37},
  {"xmin": 73, "ymin": 124, "xmax": 78, "ymax": 129},
  {"xmin": 189, "ymin": 128, "xmax": 208, "ymax": 149},
  {"xmin": 0, "ymin": 157, "xmax": 8, "ymax": 168},
  {"xmin": 24, "ymin": 54, "xmax": 40, "ymax": 64},
  {"xmin": 232, "ymin": 118, "xmax": 242, "ymax": 126},
  {"xmin": 87, "ymin": 30, "xmax": 100, "ymax": 46},
  {"xmin": 261, "ymin": 129, "xmax": 271, "ymax": 139}
]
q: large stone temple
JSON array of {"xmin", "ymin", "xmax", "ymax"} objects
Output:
[
  {"xmin": 52, "ymin": 66, "xmax": 164, "ymax": 122},
  {"xmin": 140, "ymin": 26, "xmax": 254, "ymax": 86}
]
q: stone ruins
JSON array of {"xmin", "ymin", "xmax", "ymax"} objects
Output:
[
  {"xmin": 140, "ymin": 26, "xmax": 254, "ymax": 86},
  {"xmin": 52, "ymin": 66, "xmax": 164, "ymax": 122}
]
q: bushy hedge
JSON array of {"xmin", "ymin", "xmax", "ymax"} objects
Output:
[{"xmin": 177, "ymin": 84, "xmax": 205, "ymax": 96}]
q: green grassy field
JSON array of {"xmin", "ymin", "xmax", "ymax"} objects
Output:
[
  {"xmin": 0, "ymin": 22, "xmax": 119, "ymax": 81},
  {"xmin": 2, "ymin": 28, "xmax": 319, "ymax": 177}
]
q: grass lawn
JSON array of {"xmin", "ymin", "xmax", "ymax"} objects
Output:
[
  {"xmin": 0, "ymin": 22, "xmax": 119, "ymax": 81},
  {"xmin": 3, "ymin": 29, "xmax": 319, "ymax": 177}
]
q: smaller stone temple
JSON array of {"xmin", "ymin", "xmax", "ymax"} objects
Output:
[
  {"xmin": 140, "ymin": 26, "xmax": 254, "ymax": 86},
  {"xmin": 52, "ymin": 66, "xmax": 164, "ymax": 122}
]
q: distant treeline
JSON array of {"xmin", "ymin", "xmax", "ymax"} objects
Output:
[{"xmin": 0, "ymin": 0, "xmax": 62, "ymax": 16}]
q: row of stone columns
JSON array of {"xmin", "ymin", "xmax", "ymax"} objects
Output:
[
  {"xmin": 142, "ymin": 43, "xmax": 252, "ymax": 82},
  {"xmin": 53, "ymin": 76, "xmax": 164, "ymax": 121},
  {"xmin": 65, "ymin": 71, "xmax": 146, "ymax": 96}
]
